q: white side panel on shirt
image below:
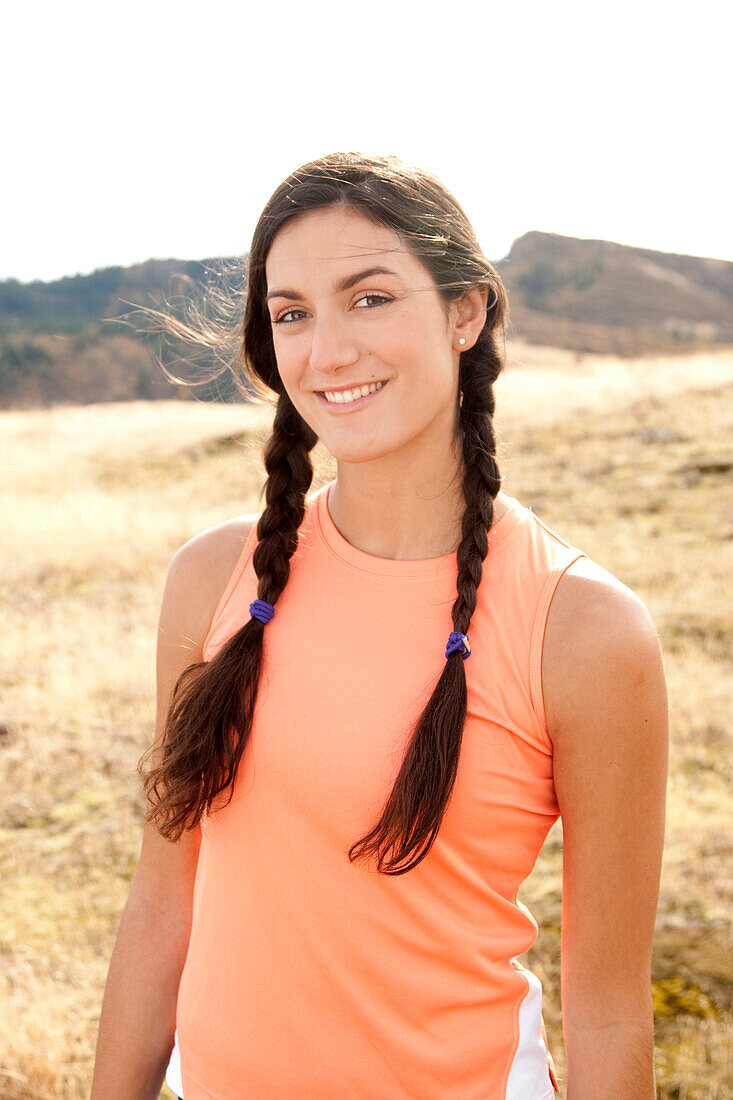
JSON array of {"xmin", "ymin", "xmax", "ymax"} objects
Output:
[
  {"xmin": 165, "ymin": 1028, "xmax": 183, "ymax": 1098},
  {"xmin": 505, "ymin": 957, "xmax": 556, "ymax": 1100}
]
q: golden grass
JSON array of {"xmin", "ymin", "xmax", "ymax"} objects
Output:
[{"xmin": 1, "ymin": 341, "xmax": 731, "ymax": 1098}]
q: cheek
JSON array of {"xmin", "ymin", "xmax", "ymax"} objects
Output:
[
  {"xmin": 387, "ymin": 316, "xmax": 452, "ymax": 389},
  {"xmin": 271, "ymin": 329, "xmax": 294, "ymax": 361},
  {"xmin": 387, "ymin": 300, "xmax": 449, "ymax": 358},
  {"xmin": 270, "ymin": 347, "xmax": 309, "ymax": 417},
  {"xmin": 271, "ymin": 336, "xmax": 305, "ymax": 387},
  {"xmin": 379, "ymin": 313, "xmax": 434, "ymax": 371}
]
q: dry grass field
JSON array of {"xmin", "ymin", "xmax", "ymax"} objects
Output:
[{"xmin": 1, "ymin": 341, "xmax": 732, "ymax": 1098}]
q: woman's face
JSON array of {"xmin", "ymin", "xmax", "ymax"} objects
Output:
[{"xmin": 264, "ymin": 205, "xmax": 462, "ymax": 467}]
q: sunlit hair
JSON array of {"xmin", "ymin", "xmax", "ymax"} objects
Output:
[{"xmin": 139, "ymin": 151, "xmax": 510, "ymax": 874}]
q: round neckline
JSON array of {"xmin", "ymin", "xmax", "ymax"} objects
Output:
[{"xmin": 313, "ymin": 480, "xmax": 524, "ymax": 577}]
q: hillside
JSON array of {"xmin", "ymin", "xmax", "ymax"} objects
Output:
[
  {"xmin": 498, "ymin": 231, "xmax": 733, "ymax": 355},
  {"xmin": 0, "ymin": 258, "xmax": 245, "ymax": 408},
  {"xmin": 1, "ymin": 233, "xmax": 731, "ymax": 408}
]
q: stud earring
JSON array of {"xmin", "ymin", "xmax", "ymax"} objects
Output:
[{"xmin": 458, "ymin": 338, "xmax": 466, "ymax": 346}]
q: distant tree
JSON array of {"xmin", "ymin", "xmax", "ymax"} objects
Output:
[
  {"xmin": 0, "ymin": 338, "xmax": 54, "ymax": 400},
  {"xmin": 516, "ymin": 261, "xmax": 563, "ymax": 309}
]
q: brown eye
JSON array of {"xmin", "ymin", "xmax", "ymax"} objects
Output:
[
  {"xmin": 353, "ymin": 293, "xmax": 392, "ymax": 309},
  {"xmin": 273, "ymin": 309, "xmax": 306, "ymax": 325}
]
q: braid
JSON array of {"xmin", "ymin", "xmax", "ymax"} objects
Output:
[
  {"xmin": 452, "ymin": 357, "xmax": 502, "ymax": 638},
  {"xmin": 140, "ymin": 391, "xmax": 317, "ymax": 841},
  {"xmin": 347, "ymin": 359, "xmax": 501, "ymax": 875},
  {"xmin": 253, "ymin": 393, "xmax": 318, "ymax": 606}
]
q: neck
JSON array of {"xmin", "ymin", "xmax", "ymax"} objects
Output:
[{"xmin": 327, "ymin": 457, "xmax": 505, "ymax": 562}]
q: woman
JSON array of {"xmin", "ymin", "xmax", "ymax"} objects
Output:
[{"xmin": 91, "ymin": 152, "xmax": 669, "ymax": 1099}]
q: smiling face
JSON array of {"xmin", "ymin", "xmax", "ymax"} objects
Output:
[{"xmin": 264, "ymin": 204, "xmax": 463, "ymax": 469}]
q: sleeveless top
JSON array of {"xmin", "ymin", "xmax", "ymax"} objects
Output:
[{"xmin": 165, "ymin": 480, "xmax": 587, "ymax": 1099}]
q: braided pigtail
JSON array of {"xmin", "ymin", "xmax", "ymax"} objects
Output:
[
  {"xmin": 347, "ymin": 337, "xmax": 502, "ymax": 875},
  {"xmin": 140, "ymin": 391, "xmax": 317, "ymax": 840}
]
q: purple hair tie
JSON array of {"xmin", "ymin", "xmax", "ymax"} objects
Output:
[
  {"xmin": 445, "ymin": 631, "xmax": 471, "ymax": 660},
  {"xmin": 250, "ymin": 599, "xmax": 275, "ymax": 625}
]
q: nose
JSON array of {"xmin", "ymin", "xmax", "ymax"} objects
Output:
[{"xmin": 308, "ymin": 313, "xmax": 359, "ymax": 377}]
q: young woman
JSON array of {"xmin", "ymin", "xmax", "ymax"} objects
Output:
[{"xmin": 91, "ymin": 152, "xmax": 669, "ymax": 1100}]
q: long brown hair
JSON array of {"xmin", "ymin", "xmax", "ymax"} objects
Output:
[{"xmin": 139, "ymin": 151, "xmax": 509, "ymax": 874}]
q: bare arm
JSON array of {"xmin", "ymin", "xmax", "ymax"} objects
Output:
[
  {"xmin": 91, "ymin": 516, "xmax": 257, "ymax": 1099},
  {"xmin": 543, "ymin": 558, "xmax": 669, "ymax": 1100}
]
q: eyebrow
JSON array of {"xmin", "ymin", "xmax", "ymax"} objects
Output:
[{"xmin": 266, "ymin": 266, "xmax": 401, "ymax": 303}]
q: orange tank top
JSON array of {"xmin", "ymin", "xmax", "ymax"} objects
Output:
[{"xmin": 166, "ymin": 480, "xmax": 586, "ymax": 1099}]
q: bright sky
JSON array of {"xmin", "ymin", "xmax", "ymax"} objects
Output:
[{"xmin": 3, "ymin": 0, "xmax": 729, "ymax": 283}]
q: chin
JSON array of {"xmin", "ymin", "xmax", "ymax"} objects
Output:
[{"xmin": 319, "ymin": 436, "xmax": 398, "ymax": 465}]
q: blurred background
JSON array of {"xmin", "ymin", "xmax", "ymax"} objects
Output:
[{"xmin": 1, "ymin": 1, "xmax": 731, "ymax": 1096}]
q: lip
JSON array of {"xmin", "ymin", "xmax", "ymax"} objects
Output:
[
  {"xmin": 314, "ymin": 379, "xmax": 388, "ymax": 394},
  {"xmin": 315, "ymin": 380, "xmax": 389, "ymax": 414}
]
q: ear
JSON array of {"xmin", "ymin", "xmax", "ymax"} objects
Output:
[{"xmin": 451, "ymin": 285, "xmax": 490, "ymax": 351}]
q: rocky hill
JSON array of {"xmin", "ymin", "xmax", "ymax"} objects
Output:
[{"xmin": 497, "ymin": 231, "xmax": 733, "ymax": 355}]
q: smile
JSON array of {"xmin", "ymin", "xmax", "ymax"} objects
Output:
[{"xmin": 315, "ymin": 380, "xmax": 388, "ymax": 413}]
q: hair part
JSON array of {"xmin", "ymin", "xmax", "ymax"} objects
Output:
[{"xmin": 139, "ymin": 151, "xmax": 509, "ymax": 874}]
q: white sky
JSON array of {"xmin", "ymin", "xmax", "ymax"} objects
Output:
[{"xmin": 2, "ymin": 0, "xmax": 730, "ymax": 283}]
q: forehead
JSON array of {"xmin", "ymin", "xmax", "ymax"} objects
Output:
[{"xmin": 265, "ymin": 206, "xmax": 416, "ymax": 285}]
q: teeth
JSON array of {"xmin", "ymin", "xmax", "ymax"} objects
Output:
[{"xmin": 323, "ymin": 381, "xmax": 384, "ymax": 404}]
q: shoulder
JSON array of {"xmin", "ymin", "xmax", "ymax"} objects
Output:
[
  {"xmin": 161, "ymin": 513, "xmax": 260, "ymax": 656},
  {"xmin": 173, "ymin": 512, "xmax": 260, "ymax": 579},
  {"xmin": 541, "ymin": 555, "xmax": 667, "ymax": 755}
]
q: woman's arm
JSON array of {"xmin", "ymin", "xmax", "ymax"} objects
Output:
[
  {"xmin": 542, "ymin": 557, "xmax": 669, "ymax": 1100},
  {"xmin": 90, "ymin": 517, "xmax": 256, "ymax": 1099}
]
